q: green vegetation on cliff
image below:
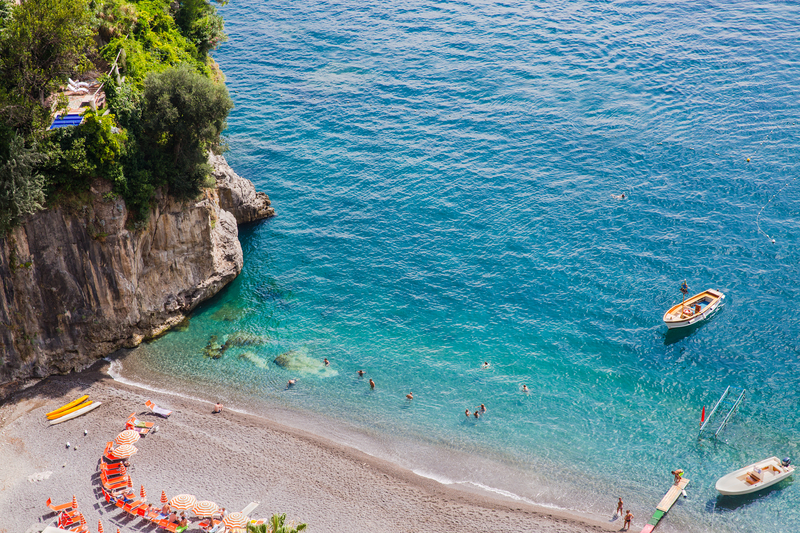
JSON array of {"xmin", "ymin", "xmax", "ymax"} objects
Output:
[{"xmin": 0, "ymin": 0, "xmax": 232, "ymax": 233}]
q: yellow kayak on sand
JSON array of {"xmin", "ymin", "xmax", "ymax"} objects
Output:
[
  {"xmin": 46, "ymin": 395, "xmax": 89, "ymax": 418},
  {"xmin": 47, "ymin": 400, "xmax": 93, "ymax": 420}
]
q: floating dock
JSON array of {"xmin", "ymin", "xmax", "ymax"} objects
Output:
[{"xmin": 638, "ymin": 478, "xmax": 689, "ymax": 533}]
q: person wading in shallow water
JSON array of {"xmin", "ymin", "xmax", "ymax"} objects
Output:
[
  {"xmin": 465, "ymin": 409, "xmax": 471, "ymax": 418},
  {"xmin": 369, "ymin": 379, "xmax": 375, "ymax": 390},
  {"xmin": 406, "ymin": 392, "xmax": 413, "ymax": 400},
  {"xmin": 614, "ymin": 497, "xmax": 623, "ymax": 518}
]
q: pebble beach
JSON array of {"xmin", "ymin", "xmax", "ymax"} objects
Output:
[{"xmin": 0, "ymin": 361, "xmax": 617, "ymax": 533}]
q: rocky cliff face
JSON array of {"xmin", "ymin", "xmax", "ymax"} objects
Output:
[{"xmin": 0, "ymin": 157, "xmax": 273, "ymax": 396}]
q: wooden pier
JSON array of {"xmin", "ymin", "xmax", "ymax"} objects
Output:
[{"xmin": 638, "ymin": 478, "xmax": 689, "ymax": 533}]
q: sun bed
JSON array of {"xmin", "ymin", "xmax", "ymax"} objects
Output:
[
  {"xmin": 239, "ymin": 501, "xmax": 259, "ymax": 516},
  {"xmin": 146, "ymin": 400, "xmax": 172, "ymax": 418},
  {"xmin": 46, "ymin": 497, "xmax": 74, "ymax": 513},
  {"xmin": 126, "ymin": 413, "xmax": 155, "ymax": 434}
]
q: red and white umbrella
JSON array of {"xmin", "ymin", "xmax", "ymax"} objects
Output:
[
  {"xmin": 222, "ymin": 512, "xmax": 248, "ymax": 529},
  {"xmin": 115, "ymin": 430, "xmax": 140, "ymax": 446},
  {"xmin": 169, "ymin": 494, "xmax": 197, "ymax": 510},
  {"xmin": 140, "ymin": 485, "xmax": 147, "ymax": 499},
  {"xmin": 116, "ymin": 529, "xmax": 121, "ymax": 533},
  {"xmin": 191, "ymin": 501, "xmax": 219, "ymax": 517},
  {"xmin": 111, "ymin": 444, "xmax": 138, "ymax": 459},
  {"xmin": 72, "ymin": 494, "xmax": 78, "ymax": 509},
  {"xmin": 98, "ymin": 519, "xmax": 104, "ymax": 533},
  {"xmin": 161, "ymin": 491, "xmax": 168, "ymax": 504}
]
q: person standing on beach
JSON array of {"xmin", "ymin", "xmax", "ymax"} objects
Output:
[
  {"xmin": 369, "ymin": 379, "xmax": 375, "ymax": 389},
  {"xmin": 623, "ymin": 510, "xmax": 633, "ymax": 530},
  {"xmin": 213, "ymin": 402, "xmax": 223, "ymax": 413},
  {"xmin": 614, "ymin": 497, "xmax": 623, "ymax": 518}
]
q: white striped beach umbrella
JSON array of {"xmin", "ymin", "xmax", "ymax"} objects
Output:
[
  {"xmin": 72, "ymin": 495, "xmax": 78, "ymax": 509},
  {"xmin": 222, "ymin": 512, "xmax": 248, "ymax": 529},
  {"xmin": 140, "ymin": 485, "xmax": 147, "ymax": 499},
  {"xmin": 191, "ymin": 501, "xmax": 219, "ymax": 517},
  {"xmin": 161, "ymin": 491, "xmax": 168, "ymax": 504},
  {"xmin": 115, "ymin": 430, "xmax": 140, "ymax": 446},
  {"xmin": 111, "ymin": 444, "xmax": 138, "ymax": 459},
  {"xmin": 98, "ymin": 519, "xmax": 104, "ymax": 533},
  {"xmin": 169, "ymin": 494, "xmax": 197, "ymax": 510}
]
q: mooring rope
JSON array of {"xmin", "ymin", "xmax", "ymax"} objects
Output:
[{"xmin": 756, "ymin": 175, "xmax": 797, "ymax": 243}]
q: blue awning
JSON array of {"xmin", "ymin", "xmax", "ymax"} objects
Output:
[{"xmin": 49, "ymin": 114, "xmax": 84, "ymax": 130}]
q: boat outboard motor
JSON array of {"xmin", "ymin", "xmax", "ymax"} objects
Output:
[{"xmin": 782, "ymin": 457, "xmax": 791, "ymax": 468}]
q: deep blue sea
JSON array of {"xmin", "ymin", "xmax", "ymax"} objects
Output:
[{"xmin": 112, "ymin": 2, "xmax": 800, "ymax": 531}]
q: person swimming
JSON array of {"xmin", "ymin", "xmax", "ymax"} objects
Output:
[
  {"xmin": 480, "ymin": 404, "xmax": 486, "ymax": 412},
  {"xmin": 287, "ymin": 379, "xmax": 297, "ymax": 388},
  {"xmin": 482, "ymin": 361, "xmax": 490, "ymax": 368},
  {"xmin": 473, "ymin": 410, "xmax": 480, "ymax": 419},
  {"xmin": 612, "ymin": 192, "xmax": 626, "ymax": 200},
  {"xmin": 406, "ymin": 392, "xmax": 413, "ymax": 400},
  {"xmin": 465, "ymin": 409, "xmax": 471, "ymax": 418},
  {"xmin": 522, "ymin": 384, "xmax": 529, "ymax": 392},
  {"xmin": 357, "ymin": 370, "xmax": 365, "ymax": 377}
]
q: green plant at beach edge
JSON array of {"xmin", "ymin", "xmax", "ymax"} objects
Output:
[{"xmin": 247, "ymin": 514, "xmax": 307, "ymax": 533}]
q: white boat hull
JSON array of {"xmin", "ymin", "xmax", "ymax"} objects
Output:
[
  {"xmin": 663, "ymin": 289, "xmax": 724, "ymax": 329},
  {"xmin": 716, "ymin": 456, "xmax": 794, "ymax": 496}
]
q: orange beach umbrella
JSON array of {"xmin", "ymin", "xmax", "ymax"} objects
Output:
[
  {"xmin": 169, "ymin": 494, "xmax": 197, "ymax": 510},
  {"xmin": 80, "ymin": 514, "xmax": 87, "ymax": 526},
  {"xmin": 98, "ymin": 519, "xmax": 104, "ymax": 533},
  {"xmin": 140, "ymin": 485, "xmax": 147, "ymax": 499},
  {"xmin": 191, "ymin": 501, "xmax": 219, "ymax": 517},
  {"xmin": 115, "ymin": 430, "xmax": 140, "ymax": 446},
  {"xmin": 111, "ymin": 444, "xmax": 138, "ymax": 459},
  {"xmin": 222, "ymin": 512, "xmax": 248, "ymax": 529},
  {"xmin": 161, "ymin": 491, "xmax": 168, "ymax": 504},
  {"xmin": 72, "ymin": 495, "xmax": 78, "ymax": 509}
]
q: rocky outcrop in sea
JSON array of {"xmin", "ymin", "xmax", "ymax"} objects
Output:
[{"xmin": 0, "ymin": 156, "xmax": 274, "ymax": 397}]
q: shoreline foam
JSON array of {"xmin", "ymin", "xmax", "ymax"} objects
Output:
[{"xmin": 1, "ymin": 360, "xmax": 618, "ymax": 533}]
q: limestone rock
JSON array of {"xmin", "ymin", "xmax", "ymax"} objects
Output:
[
  {"xmin": 210, "ymin": 153, "xmax": 275, "ymax": 224},
  {"xmin": 0, "ymin": 154, "xmax": 268, "ymax": 396}
]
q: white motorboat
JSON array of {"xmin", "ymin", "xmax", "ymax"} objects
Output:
[
  {"xmin": 663, "ymin": 288, "xmax": 724, "ymax": 329},
  {"xmin": 715, "ymin": 456, "xmax": 794, "ymax": 496}
]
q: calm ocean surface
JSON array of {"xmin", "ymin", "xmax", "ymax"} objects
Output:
[{"xmin": 113, "ymin": 1, "xmax": 800, "ymax": 531}]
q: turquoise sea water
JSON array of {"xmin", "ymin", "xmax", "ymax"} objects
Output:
[{"xmin": 113, "ymin": 2, "xmax": 800, "ymax": 531}]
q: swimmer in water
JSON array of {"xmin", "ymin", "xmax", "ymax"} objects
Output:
[
  {"xmin": 323, "ymin": 358, "xmax": 330, "ymax": 366},
  {"xmin": 406, "ymin": 392, "xmax": 413, "ymax": 400},
  {"xmin": 612, "ymin": 193, "xmax": 626, "ymax": 200},
  {"xmin": 286, "ymin": 379, "xmax": 297, "ymax": 389},
  {"xmin": 465, "ymin": 409, "xmax": 471, "ymax": 418},
  {"xmin": 369, "ymin": 379, "xmax": 375, "ymax": 389},
  {"xmin": 522, "ymin": 384, "xmax": 529, "ymax": 393},
  {"xmin": 473, "ymin": 410, "xmax": 480, "ymax": 419},
  {"xmin": 482, "ymin": 361, "xmax": 490, "ymax": 368},
  {"xmin": 480, "ymin": 404, "xmax": 486, "ymax": 412},
  {"xmin": 357, "ymin": 370, "xmax": 365, "ymax": 377}
]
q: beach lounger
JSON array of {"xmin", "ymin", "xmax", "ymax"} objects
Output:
[
  {"xmin": 240, "ymin": 501, "xmax": 259, "ymax": 517},
  {"xmin": 146, "ymin": 400, "xmax": 172, "ymax": 418},
  {"xmin": 46, "ymin": 497, "xmax": 74, "ymax": 513},
  {"xmin": 124, "ymin": 500, "xmax": 144, "ymax": 513},
  {"xmin": 127, "ymin": 413, "xmax": 155, "ymax": 428}
]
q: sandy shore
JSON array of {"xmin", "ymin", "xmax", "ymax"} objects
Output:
[{"xmin": 0, "ymin": 361, "xmax": 621, "ymax": 533}]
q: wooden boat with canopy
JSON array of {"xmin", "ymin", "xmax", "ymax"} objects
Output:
[{"xmin": 663, "ymin": 282, "xmax": 724, "ymax": 329}]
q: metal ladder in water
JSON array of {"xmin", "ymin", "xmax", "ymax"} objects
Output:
[{"xmin": 698, "ymin": 386, "xmax": 746, "ymax": 440}]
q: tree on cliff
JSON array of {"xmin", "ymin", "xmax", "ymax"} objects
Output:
[
  {"xmin": 0, "ymin": 132, "xmax": 45, "ymax": 234},
  {"xmin": 138, "ymin": 65, "xmax": 233, "ymax": 198},
  {"xmin": 0, "ymin": 0, "xmax": 94, "ymax": 115}
]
